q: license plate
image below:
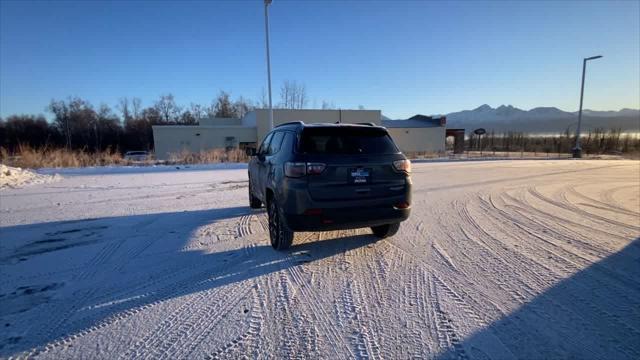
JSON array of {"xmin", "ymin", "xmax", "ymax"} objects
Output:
[{"xmin": 349, "ymin": 168, "xmax": 371, "ymax": 184}]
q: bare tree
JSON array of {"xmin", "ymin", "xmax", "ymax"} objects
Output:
[
  {"xmin": 141, "ymin": 106, "xmax": 162, "ymax": 125},
  {"xmin": 189, "ymin": 103, "xmax": 206, "ymax": 122},
  {"xmin": 179, "ymin": 110, "xmax": 198, "ymax": 125},
  {"xmin": 47, "ymin": 97, "xmax": 123, "ymax": 151},
  {"xmin": 96, "ymin": 103, "xmax": 120, "ymax": 151},
  {"xmin": 213, "ymin": 91, "xmax": 236, "ymax": 118},
  {"xmin": 296, "ymin": 83, "xmax": 307, "ymax": 109},
  {"xmin": 280, "ymin": 80, "xmax": 307, "ymax": 109},
  {"xmin": 321, "ymin": 100, "xmax": 335, "ymax": 110},
  {"xmin": 131, "ymin": 97, "xmax": 142, "ymax": 120},
  {"xmin": 259, "ymin": 88, "xmax": 269, "ymax": 108},
  {"xmin": 234, "ymin": 96, "xmax": 254, "ymax": 118},
  {"xmin": 117, "ymin": 97, "xmax": 131, "ymax": 123},
  {"xmin": 154, "ymin": 94, "xmax": 182, "ymax": 123},
  {"xmin": 279, "ymin": 82, "xmax": 289, "ymax": 109},
  {"xmin": 48, "ymin": 99, "xmax": 71, "ymax": 148}
]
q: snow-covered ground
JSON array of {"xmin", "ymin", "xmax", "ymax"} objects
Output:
[{"xmin": 1, "ymin": 160, "xmax": 639, "ymax": 359}]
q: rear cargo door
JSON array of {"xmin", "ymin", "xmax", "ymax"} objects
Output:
[{"xmin": 301, "ymin": 127, "xmax": 407, "ymax": 201}]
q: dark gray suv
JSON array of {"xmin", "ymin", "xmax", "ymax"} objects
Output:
[{"xmin": 247, "ymin": 122, "xmax": 411, "ymax": 250}]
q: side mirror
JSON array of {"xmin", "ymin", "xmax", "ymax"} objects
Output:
[{"xmin": 245, "ymin": 148, "xmax": 257, "ymax": 157}]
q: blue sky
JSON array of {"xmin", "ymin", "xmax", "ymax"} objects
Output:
[{"xmin": 1, "ymin": 0, "xmax": 639, "ymax": 119}]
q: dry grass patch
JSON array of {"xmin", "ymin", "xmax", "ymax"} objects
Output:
[{"xmin": 1, "ymin": 146, "xmax": 128, "ymax": 168}]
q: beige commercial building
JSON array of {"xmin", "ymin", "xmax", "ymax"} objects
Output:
[{"xmin": 152, "ymin": 109, "xmax": 448, "ymax": 159}]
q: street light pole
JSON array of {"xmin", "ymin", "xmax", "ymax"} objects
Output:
[
  {"xmin": 264, "ymin": 0, "xmax": 274, "ymax": 131},
  {"xmin": 573, "ymin": 55, "xmax": 602, "ymax": 158}
]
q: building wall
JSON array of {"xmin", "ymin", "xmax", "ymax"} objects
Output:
[
  {"xmin": 387, "ymin": 127, "xmax": 446, "ymax": 153},
  {"xmin": 153, "ymin": 126, "xmax": 257, "ymax": 159},
  {"xmin": 152, "ymin": 109, "xmax": 445, "ymax": 159},
  {"xmin": 254, "ymin": 109, "xmax": 382, "ymax": 143},
  {"xmin": 199, "ymin": 117, "xmax": 242, "ymax": 126}
]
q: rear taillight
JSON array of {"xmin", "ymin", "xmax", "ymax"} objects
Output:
[
  {"xmin": 392, "ymin": 159, "xmax": 412, "ymax": 174},
  {"xmin": 284, "ymin": 162, "xmax": 326, "ymax": 177},
  {"xmin": 284, "ymin": 162, "xmax": 306, "ymax": 177}
]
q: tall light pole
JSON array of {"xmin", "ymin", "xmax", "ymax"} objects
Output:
[
  {"xmin": 264, "ymin": 0, "xmax": 274, "ymax": 131},
  {"xmin": 573, "ymin": 55, "xmax": 603, "ymax": 158}
]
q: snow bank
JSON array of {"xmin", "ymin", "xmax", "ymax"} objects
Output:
[{"xmin": 0, "ymin": 164, "xmax": 61, "ymax": 189}]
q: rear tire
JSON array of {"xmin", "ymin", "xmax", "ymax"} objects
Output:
[
  {"xmin": 371, "ymin": 223, "xmax": 401, "ymax": 239},
  {"xmin": 249, "ymin": 182, "xmax": 262, "ymax": 209},
  {"xmin": 268, "ymin": 198, "xmax": 294, "ymax": 250}
]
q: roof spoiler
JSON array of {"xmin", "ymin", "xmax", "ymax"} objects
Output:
[
  {"xmin": 275, "ymin": 121, "xmax": 304, "ymax": 128},
  {"xmin": 356, "ymin": 122, "xmax": 376, "ymax": 126}
]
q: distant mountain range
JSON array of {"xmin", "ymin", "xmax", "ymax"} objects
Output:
[{"xmin": 384, "ymin": 105, "xmax": 640, "ymax": 133}]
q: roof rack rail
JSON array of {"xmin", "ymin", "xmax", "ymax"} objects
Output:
[
  {"xmin": 356, "ymin": 122, "xmax": 376, "ymax": 126},
  {"xmin": 275, "ymin": 121, "xmax": 304, "ymax": 128}
]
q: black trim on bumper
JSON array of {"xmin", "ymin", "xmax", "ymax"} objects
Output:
[{"xmin": 283, "ymin": 207, "xmax": 410, "ymax": 231}]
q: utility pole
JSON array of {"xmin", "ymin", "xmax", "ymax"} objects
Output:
[
  {"xmin": 573, "ymin": 55, "xmax": 603, "ymax": 158},
  {"xmin": 264, "ymin": 0, "xmax": 274, "ymax": 131}
]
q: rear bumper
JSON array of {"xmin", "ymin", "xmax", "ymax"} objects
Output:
[
  {"xmin": 277, "ymin": 177, "xmax": 412, "ymax": 231},
  {"xmin": 284, "ymin": 206, "xmax": 410, "ymax": 231}
]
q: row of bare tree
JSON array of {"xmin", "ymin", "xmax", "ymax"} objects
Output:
[
  {"xmin": 464, "ymin": 129, "xmax": 640, "ymax": 155},
  {"xmin": 0, "ymin": 80, "xmax": 343, "ymax": 153},
  {"xmin": 0, "ymin": 91, "xmax": 257, "ymax": 153}
]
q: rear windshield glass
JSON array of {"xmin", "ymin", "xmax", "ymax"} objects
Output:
[{"xmin": 300, "ymin": 127, "xmax": 398, "ymax": 154}]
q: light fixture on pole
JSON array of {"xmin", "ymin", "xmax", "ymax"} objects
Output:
[
  {"xmin": 573, "ymin": 55, "xmax": 603, "ymax": 158},
  {"xmin": 264, "ymin": 0, "xmax": 274, "ymax": 131}
]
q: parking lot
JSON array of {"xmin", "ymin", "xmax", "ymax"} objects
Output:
[{"xmin": 1, "ymin": 160, "xmax": 639, "ymax": 359}]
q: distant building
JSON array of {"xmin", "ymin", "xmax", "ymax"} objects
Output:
[
  {"xmin": 382, "ymin": 114, "xmax": 447, "ymax": 154},
  {"xmin": 152, "ymin": 109, "xmax": 451, "ymax": 159}
]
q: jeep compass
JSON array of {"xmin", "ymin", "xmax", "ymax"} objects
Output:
[{"xmin": 247, "ymin": 122, "xmax": 411, "ymax": 250}]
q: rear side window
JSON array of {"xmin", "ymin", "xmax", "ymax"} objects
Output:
[
  {"xmin": 282, "ymin": 132, "xmax": 295, "ymax": 154},
  {"xmin": 258, "ymin": 133, "xmax": 273, "ymax": 154},
  {"xmin": 299, "ymin": 127, "xmax": 398, "ymax": 154},
  {"xmin": 268, "ymin": 132, "xmax": 285, "ymax": 155}
]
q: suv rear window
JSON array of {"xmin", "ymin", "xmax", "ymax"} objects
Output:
[{"xmin": 299, "ymin": 127, "xmax": 398, "ymax": 154}]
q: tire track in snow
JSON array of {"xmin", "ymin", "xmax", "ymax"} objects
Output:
[
  {"xmin": 566, "ymin": 184, "xmax": 639, "ymax": 217},
  {"xmin": 121, "ymin": 215, "xmax": 261, "ymax": 359},
  {"xmin": 72, "ymin": 218, "xmax": 244, "ymax": 312},
  {"xmin": 466, "ymin": 194, "xmax": 640, "ymax": 306},
  {"xmin": 283, "ymin": 244, "xmax": 354, "ymax": 359},
  {"xmin": 120, "ymin": 281, "xmax": 245, "ymax": 359},
  {"xmin": 428, "ymin": 274, "xmax": 469, "ymax": 360},
  {"xmin": 498, "ymin": 189, "xmax": 623, "ymax": 253},
  {"xmin": 338, "ymin": 273, "xmax": 382, "ymax": 359},
  {"xmin": 381, "ymin": 234, "xmax": 497, "ymax": 357},
  {"xmin": 26, "ymin": 255, "xmax": 251, "ymax": 359},
  {"xmin": 528, "ymin": 186, "xmax": 640, "ymax": 232},
  {"xmin": 204, "ymin": 282, "xmax": 266, "ymax": 360},
  {"xmin": 457, "ymin": 192, "xmax": 640, "ymax": 357},
  {"xmin": 481, "ymin": 192, "xmax": 640, "ymax": 297},
  {"xmin": 201, "ymin": 222, "xmax": 268, "ymax": 360},
  {"xmin": 131, "ymin": 285, "xmax": 252, "ymax": 360},
  {"xmin": 326, "ymin": 230, "xmax": 383, "ymax": 360},
  {"xmin": 23, "ymin": 214, "xmax": 258, "ymax": 358},
  {"xmin": 23, "ymin": 218, "xmax": 142, "ymax": 354},
  {"xmin": 602, "ymin": 184, "xmax": 640, "ymax": 214}
]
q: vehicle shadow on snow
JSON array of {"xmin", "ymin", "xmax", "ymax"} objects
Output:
[
  {"xmin": 435, "ymin": 238, "xmax": 640, "ymax": 360},
  {"xmin": 0, "ymin": 206, "xmax": 378, "ymax": 356}
]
